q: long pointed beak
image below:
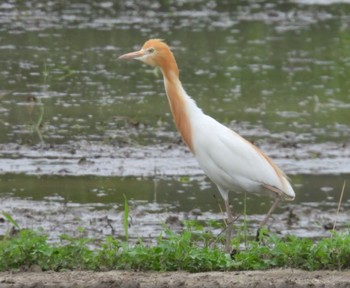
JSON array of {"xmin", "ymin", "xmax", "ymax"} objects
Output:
[{"xmin": 118, "ymin": 49, "xmax": 145, "ymax": 60}]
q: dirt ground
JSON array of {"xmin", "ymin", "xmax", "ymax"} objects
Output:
[{"xmin": 1, "ymin": 269, "xmax": 350, "ymax": 288}]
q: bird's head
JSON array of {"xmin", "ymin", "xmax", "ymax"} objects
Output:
[{"xmin": 118, "ymin": 39, "xmax": 178, "ymax": 75}]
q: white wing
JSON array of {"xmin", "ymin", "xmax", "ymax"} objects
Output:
[{"xmin": 191, "ymin": 114, "xmax": 295, "ymax": 200}]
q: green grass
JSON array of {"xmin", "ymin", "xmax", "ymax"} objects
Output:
[{"xmin": 1, "ymin": 223, "xmax": 350, "ymax": 272}]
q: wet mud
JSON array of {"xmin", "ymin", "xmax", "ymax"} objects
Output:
[
  {"xmin": 0, "ymin": 140, "xmax": 349, "ymax": 177},
  {"xmin": 0, "ymin": 190, "xmax": 348, "ymax": 244},
  {"xmin": 0, "ymin": 140, "xmax": 350, "ymax": 242}
]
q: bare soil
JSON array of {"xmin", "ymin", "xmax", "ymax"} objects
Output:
[{"xmin": 1, "ymin": 269, "xmax": 350, "ymax": 288}]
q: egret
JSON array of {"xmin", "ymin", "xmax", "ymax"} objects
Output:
[{"xmin": 119, "ymin": 39, "xmax": 295, "ymax": 252}]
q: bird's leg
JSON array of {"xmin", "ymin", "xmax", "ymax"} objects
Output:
[
  {"xmin": 224, "ymin": 198, "xmax": 233, "ymax": 253},
  {"xmin": 260, "ymin": 195, "xmax": 281, "ymax": 228}
]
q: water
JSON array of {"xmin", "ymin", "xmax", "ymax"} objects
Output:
[
  {"xmin": 1, "ymin": 173, "xmax": 348, "ymax": 213},
  {"xmin": 0, "ymin": 0, "xmax": 349, "ymax": 241}
]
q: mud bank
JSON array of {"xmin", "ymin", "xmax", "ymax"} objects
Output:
[
  {"xmin": 0, "ymin": 196, "xmax": 348, "ymax": 244},
  {"xmin": 0, "ymin": 141, "xmax": 349, "ymax": 177},
  {"xmin": 1, "ymin": 269, "xmax": 350, "ymax": 288}
]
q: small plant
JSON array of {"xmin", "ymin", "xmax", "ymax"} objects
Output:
[
  {"xmin": 123, "ymin": 194, "xmax": 129, "ymax": 242},
  {"xmin": 1, "ymin": 212, "xmax": 20, "ymax": 231},
  {"xmin": 0, "ymin": 229, "xmax": 50, "ymax": 271},
  {"xmin": 1, "ymin": 215, "xmax": 350, "ymax": 273}
]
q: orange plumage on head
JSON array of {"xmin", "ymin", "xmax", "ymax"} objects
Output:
[{"xmin": 141, "ymin": 39, "xmax": 179, "ymax": 79}]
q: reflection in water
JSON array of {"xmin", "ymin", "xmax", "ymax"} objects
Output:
[{"xmin": 1, "ymin": 174, "xmax": 348, "ymax": 213}]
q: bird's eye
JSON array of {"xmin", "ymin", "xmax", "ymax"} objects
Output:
[{"xmin": 148, "ymin": 48, "xmax": 155, "ymax": 54}]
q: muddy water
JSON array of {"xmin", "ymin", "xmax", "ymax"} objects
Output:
[{"xmin": 0, "ymin": 1, "xmax": 350, "ymax": 242}]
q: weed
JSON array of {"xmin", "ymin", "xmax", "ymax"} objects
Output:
[
  {"xmin": 1, "ymin": 212, "xmax": 20, "ymax": 230},
  {"xmin": 333, "ymin": 181, "xmax": 346, "ymax": 231},
  {"xmin": 0, "ymin": 229, "xmax": 49, "ymax": 271},
  {"xmin": 123, "ymin": 194, "xmax": 129, "ymax": 242},
  {"xmin": 1, "ymin": 225, "xmax": 350, "ymax": 272}
]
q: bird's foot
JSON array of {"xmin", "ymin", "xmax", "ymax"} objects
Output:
[
  {"xmin": 256, "ymin": 226, "xmax": 270, "ymax": 242},
  {"xmin": 230, "ymin": 248, "xmax": 238, "ymax": 260}
]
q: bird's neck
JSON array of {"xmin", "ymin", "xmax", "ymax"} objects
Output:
[{"xmin": 162, "ymin": 68, "xmax": 202, "ymax": 153}]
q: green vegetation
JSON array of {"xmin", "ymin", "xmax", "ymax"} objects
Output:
[{"xmin": 1, "ymin": 221, "xmax": 350, "ymax": 272}]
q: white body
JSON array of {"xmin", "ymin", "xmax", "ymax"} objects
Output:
[{"xmin": 168, "ymin": 78, "xmax": 295, "ymax": 202}]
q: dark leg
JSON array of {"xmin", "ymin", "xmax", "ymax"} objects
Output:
[
  {"xmin": 224, "ymin": 198, "xmax": 233, "ymax": 253},
  {"xmin": 260, "ymin": 195, "xmax": 281, "ymax": 228}
]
